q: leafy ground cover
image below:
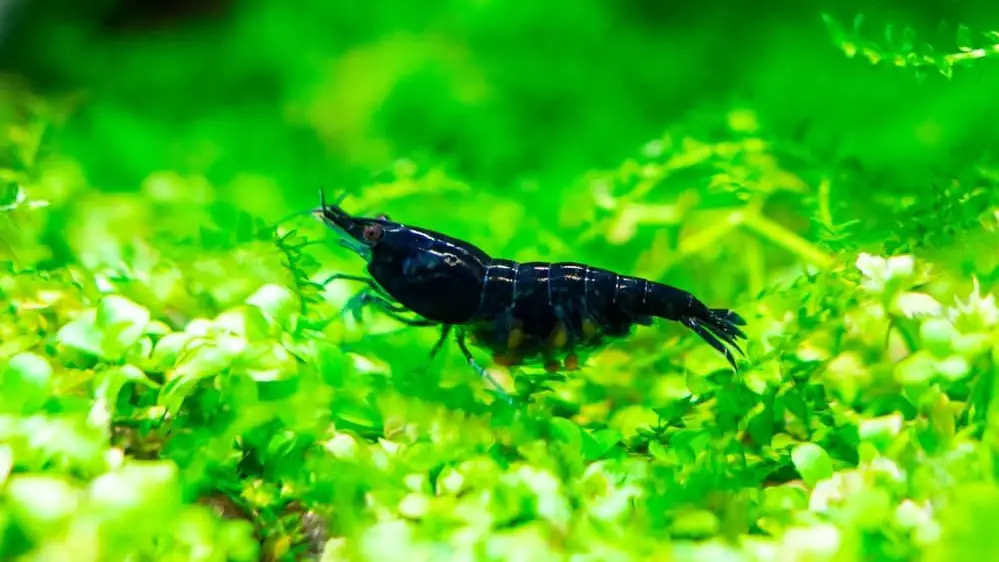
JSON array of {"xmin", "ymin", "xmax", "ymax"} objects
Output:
[{"xmin": 3, "ymin": 2, "xmax": 999, "ymax": 561}]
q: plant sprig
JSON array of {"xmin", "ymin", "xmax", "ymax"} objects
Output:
[{"xmin": 822, "ymin": 13, "xmax": 999, "ymax": 79}]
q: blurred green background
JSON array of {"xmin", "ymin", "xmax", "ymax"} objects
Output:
[
  {"xmin": 2, "ymin": 0, "xmax": 999, "ymax": 298},
  {"xmin": 3, "ymin": 0, "xmax": 998, "ymax": 195}
]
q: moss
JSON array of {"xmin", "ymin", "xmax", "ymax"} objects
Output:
[{"xmin": 3, "ymin": 3, "xmax": 999, "ymax": 561}]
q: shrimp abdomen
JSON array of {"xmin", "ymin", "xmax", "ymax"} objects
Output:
[{"xmin": 468, "ymin": 262, "xmax": 746, "ymax": 369}]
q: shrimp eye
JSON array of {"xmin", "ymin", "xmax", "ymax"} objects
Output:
[
  {"xmin": 377, "ymin": 213, "xmax": 391, "ymax": 221},
  {"xmin": 362, "ymin": 223, "xmax": 383, "ymax": 243}
]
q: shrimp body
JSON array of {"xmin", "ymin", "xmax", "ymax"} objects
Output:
[
  {"xmin": 464, "ymin": 259, "xmax": 745, "ymax": 372},
  {"xmin": 313, "ymin": 191, "xmax": 747, "ymax": 395}
]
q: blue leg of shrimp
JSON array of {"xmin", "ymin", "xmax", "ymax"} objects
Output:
[
  {"xmin": 455, "ymin": 329, "xmax": 513, "ymax": 403},
  {"xmin": 322, "ymin": 272, "xmax": 451, "ymax": 368},
  {"xmin": 319, "ymin": 272, "xmax": 375, "ymax": 288},
  {"xmin": 319, "ymin": 273, "xmax": 436, "ymax": 326},
  {"xmin": 427, "ymin": 324, "xmax": 452, "ymax": 360},
  {"xmin": 342, "ymin": 290, "xmax": 438, "ymax": 327},
  {"xmin": 302, "ymin": 273, "xmax": 376, "ymax": 331},
  {"xmin": 320, "ymin": 273, "xmax": 407, "ymax": 309},
  {"xmin": 410, "ymin": 324, "xmax": 453, "ymax": 375}
]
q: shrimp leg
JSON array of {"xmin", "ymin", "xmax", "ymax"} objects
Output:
[
  {"xmin": 456, "ymin": 329, "xmax": 512, "ymax": 403},
  {"xmin": 343, "ymin": 290, "xmax": 437, "ymax": 327},
  {"xmin": 321, "ymin": 272, "xmax": 435, "ymax": 325}
]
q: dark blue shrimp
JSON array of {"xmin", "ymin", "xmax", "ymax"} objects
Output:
[{"xmin": 313, "ymin": 191, "xmax": 747, "ymax": 395}]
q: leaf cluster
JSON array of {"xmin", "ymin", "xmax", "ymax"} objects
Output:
[
  {"xmin": 3, "ymin": 4, "xmax": 999, "ymax": 561},
  {"xmin": 822, "ymin": 13, "xmax": 999, "ymax": 79}
]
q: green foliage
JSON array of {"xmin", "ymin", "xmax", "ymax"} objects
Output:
[
  {"xmin": 3, "ymin": 1, "xmax": 999, "ymax": 561},
  {"xmin": 822, "ymin": 13, "xmax": 999, "ymax": 79}
]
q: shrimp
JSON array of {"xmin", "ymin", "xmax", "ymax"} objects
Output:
[{"xmin": 313, "ymin": 191, "xmax": 747, "ymax": 396}]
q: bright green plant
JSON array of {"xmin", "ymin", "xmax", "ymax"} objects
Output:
[
  {"xmin": 822, "ymin": 13, "xmax": 999, "ymax": 79},
  {"xmin": 3, "ymin": 3, "xmax": 999, "ymax": 562}
]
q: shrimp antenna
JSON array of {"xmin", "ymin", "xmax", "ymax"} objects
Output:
[
  {"xmin": 272, "ymin": 207, "xmax": 322, "ymax": 228},
  {"xmin": 271, "ymin": 186, "xmax": 341, "ymax": 228}
]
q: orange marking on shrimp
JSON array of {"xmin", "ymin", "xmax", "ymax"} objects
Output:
[
  {"xmin": 549, "ymin": 321, "xmax": 568, "ymax": 349},
  {"xmin": 564, "ymin": 353, "xmax": 580, "ymax": 371},
  {"xmin": 493, "ymin": 351, "xmax": 521, "ymax": 366},
  {"xmin": 544, "ymin": 359, "xmax": 561, "ymax": 373}
]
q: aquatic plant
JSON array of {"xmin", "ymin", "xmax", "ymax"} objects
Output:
[{"xmin": 2, "ymin": 3, "xmax": 999, "ymax": 561}]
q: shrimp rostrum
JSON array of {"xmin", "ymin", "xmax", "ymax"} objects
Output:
[{"xmin": 313, "ymin": 191, "xmax": 747, "ymax": 395}]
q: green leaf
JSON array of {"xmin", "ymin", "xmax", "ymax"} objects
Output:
[
  {"xmin": 671, "ymin": 509, "xmax": 720, "ymax": 538},
  {"xmin": 648, "ymin": 440, "xmax": 670, "ymax": 462},
  {"xmin": 920, "ymin": 318, "xmax": 955, "ymax": 357},
  {"xmin": 900, "ymin": 26, "xmax": 917, "ymax": 51},
  {"xmin": 214, "ymin": 305, "xmax": 271, "ymax": 341},
  {"xmin": 1, "ymin": 352, "xmax": 53, "ymax": 413},
  {"xmin": 782, "ymin": 388, "xmax": 809, "ymax": 421},
  {"xmin": 314, "ymin": 341, "xmax": 351, "ymax": 387},
  {"xmin": 333, "ymin": 397, "xmax": 383, "ymax": 434},
  {"xmin": 653, "ymin": 396, "xmax": 694, "ymax": 424},
  {"xmin": 937, "ymin": 355, "xmax": 970, "ymax": 381},
  {"xmin": 250, "ymin": 367, "xmax": 300, "ymax": 401},
  {"xmin": 581, "ymin": 428, "xmax": 621, "ymax": 460},
  {"xmin": 780, "ymin": 524, "xmax": 843, "ymax": 559},
  {"xmin": 149, "ymin": 332, "xmax": 195, "ymax": 369},
  {"xmin": 747, "ymin": 408, "xmax": 774, "ymax": 446},
  {"xmin": 158, "ymin": 343, "xmax": 235, "ymax": 414},
  {"xmin": 57, "ymin": 296, "xmax": 153, "ymax": 361},
  {"xmin": 96, "ymin": 295, "xmax": 152, "ymax": 359},
  {"xmin": 820, "ymin": 13, "xmax": 849, "ymax": 47},
  {"xmin": 852, "ymin": 13, "xmax": 865, "ymax": 36},
  {"xmin": 937, "ymin": 58, "xmax": 955, "ymax": 79},
  {"xmin": 549, "ymin": 417, "xmax": 583, "ymax": 452},
  {"xmin": 791, "ymin": 443, "xmax": 834, "ymax": 486},
  {"xmin": 895, "ymin": 351, "xmax": 936, "ymax": 385},
  {"xmin": 5, "ymin": 475, "xmax": 80, "ymax": 537},
  {"xmin": 88, "ymin": 460, "xmax": 183, "ymax": 538},
  {"xmin": 56, "ymin": 309, "xmax": 104, "ymax": 357},
  {"xmin": 858, "ymin": 413, "xmax": 903, "ymax": 451},
  {"xmin": 245, "ymin": 283, "xmax": 298, "ymax": 328},
  {"xmin": 609, "ymin": 405, "xmax": 658, "ymax": 440},
  {"xmin": 957, "ymin": 24, "xmax": 974, "ymax": 52},
  {"xmin": 671, "ymin": 430, "xmax": 711, "ymax": 464},
  {"xmin": 89, "ymin": 364, "xmax": 155, "ymax": 427}
]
